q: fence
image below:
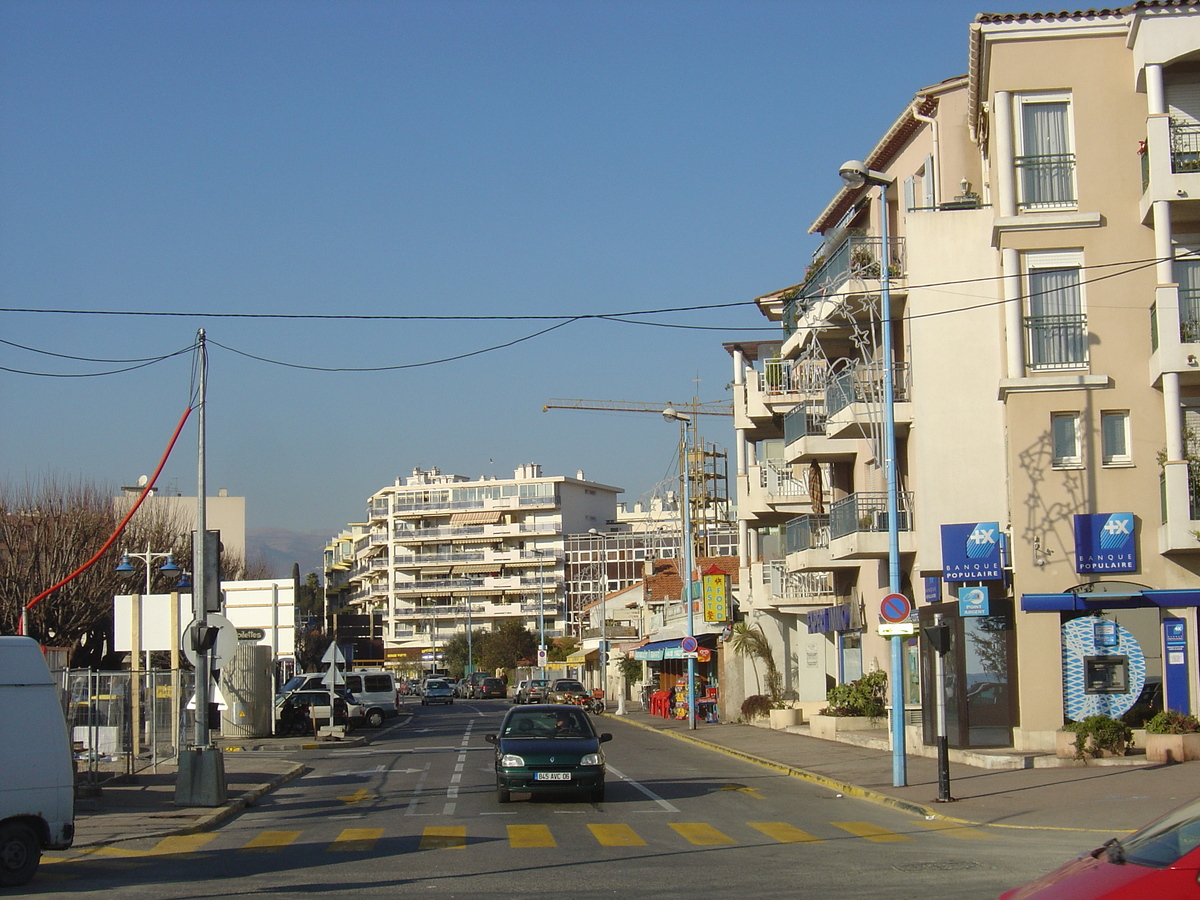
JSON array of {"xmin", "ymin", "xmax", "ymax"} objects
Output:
[{"xmin": 57, "ymin": 669, "xmax": 197, "ymax": 784}]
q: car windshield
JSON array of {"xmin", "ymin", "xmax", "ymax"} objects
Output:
[
  {"xmin": 426, "ymin": 681, "xmax": 447, "ymax": 690},
  {"xmin": 1117, "ymin": 797, "xmax": 1200, "ymax": 868},
  {"xmin": 502, "ymin": 709, "xmax": 593, "ymax": 739},
  {"xmin": 279, "ymin": 676, "xmax": 305, "ymax": 693},
  {"xmin": 530, "ymin": 680, "xmax": 548, "ymax": 688},
  {"xmin": 554, "ymin": 681, "xmax": 585, "ymax": 692}
]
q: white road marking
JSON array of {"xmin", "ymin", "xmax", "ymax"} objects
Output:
[{"xmin": 607, "ymin": 764, "xmax": 679, "ymax": 813}]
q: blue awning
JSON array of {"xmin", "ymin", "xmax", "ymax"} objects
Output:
[
  {"xmin": 632, "ymin": 634, "xmax": 717, "ymax": 661},
  {"xmin": 1022, "ymin": 590, "xmax": 1200, "ymax": 612}
]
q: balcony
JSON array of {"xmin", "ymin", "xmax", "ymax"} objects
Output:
[
  {"xmin": 764, "ymin": 560, "xmax": 836, "ymax": 609},
  {"xmin": 392, "ymin": 522, "xmax": 562, "ymax": 543},
  {"xmin": 784, "ymin": 236, "xmax": 906, "ymax": 336},
  {"xmin": 1025, "ymin": 314, "xmax": 1088, "ymax": 371},
  {"xmin": 1140, "ymin": 114, "xmax": 1200, "ymax": 223},
  {"xmin": 785, "ymin": 514, "xmax": 830, "ymax": 554},
  {"xmin": 1173, "ymin": 120, "xmax": 1200, "ymax": 175},
  {"xmin": 828, "ymin": 491, "xmax": 916, "ymax": 559},
  {"xmin": 1015, "ymin": 154, "xmax": 1076, "ymax": 210},
  {"xmin": 823, "ymin": 363, "xmax": 913, "ymax": 439},
  {"xmin": 743, "ymin": 461, "xmax": 824, "ymax": 517},
  {"xmin": 782, "ymin": 404, "xmax": 859, "ymax": 462},
  {"xmin": 1159, "ymin": 461, "xmax": 1200, "ymax": 553}
]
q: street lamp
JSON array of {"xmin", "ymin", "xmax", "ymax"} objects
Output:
[
  {"xmin": 662, "ymin": 405, "xmax": 697, "ymax": 731},
  {"xmin": 532, "ymin": 549, "xmax": 546, "ymax": 678},
  {"xmin": 840, "ymin": 160, "xmax": 906, "ymax": 787},
  {"xmin": 115, "ymin": 546, "xmax": 182, "ymax": 596}
]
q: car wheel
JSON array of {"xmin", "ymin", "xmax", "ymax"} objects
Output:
[
  {"xmin": 0, "ymin": 822, "xmax": 40, "ymax": 887},
  {"xmin": 497, "ymin": 783, "xmax": 510, "ymax": 804},
  {"xmin": 591, "ymin": 783, "xmax": 605, "ymax": 804},
  {"xmin": 367, "ymin": 709, "xmax": 385, "ymax": 728}
]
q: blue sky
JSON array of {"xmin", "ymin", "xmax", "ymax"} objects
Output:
[{"xmin": 0, "ymin": 0, "xmax": 982, "ymax": 538}]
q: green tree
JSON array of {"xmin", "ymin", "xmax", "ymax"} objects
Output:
[
  {"xmin": 441, "ymin": 629, "xmax": 488, "ymax": 677},
  {"xmin": 295, "ymin": 569, "xmax": 324, "ymax": 620},
  {"xmin": 729, "ymin": 621, "xmax": 783, "ymax": 705},
  {"xmin": 480, "ymin": 620, "xmax": 536, "ymax": 673},
  {"xmin": 548, "ymin": 635, "xmax": 579, "ymax": 662}
]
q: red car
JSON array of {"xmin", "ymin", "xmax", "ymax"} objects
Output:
[{"xmin": 1000, "ymin": 795, "xmax": 1200, "ymax": 899}]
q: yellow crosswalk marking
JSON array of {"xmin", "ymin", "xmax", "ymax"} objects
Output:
[
  {"xmin": 420, "ymin": 826, "xmax": 466, "ymax": 850},
  {"xmin": 588, "ymin": 823, "xmax": 647, "ymax": 847},
  {"xmin": 338, "ymin": 788, "xmax": 377, "ymax": 805},
  {"xmin": 328, "ymin": 828, "xmax": 383, "ymax": 852},
  {"xmin": 747, "ymin": 822, "xmax": 823, "ymax": 843},
  {"xmin": 670, "ymin": 823, "xmax": 736, "ymax": 846},
  {"xmin": 914, "ymin": 819, "xmax": 993, "ymax": 840},
  {"xmin": 832, "ymin": 821, "xmax": 913, "ymax": 843},
  {"xmin": 241, "ymin": 830, "xmax": 302, "ymax": 851},
  {"xmin": 151, "ymin": 834, "xmax": 218, "ymax": 855},
  {"xmin": 508, "ymin": 825, "xmax": 556, "ymax": 848}
]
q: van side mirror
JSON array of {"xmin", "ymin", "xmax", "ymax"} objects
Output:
[
  {"xmin": 485, "ymin": 734, "xmax": 497, "ymax": 744},
  {"xmin": 600, "ymin": 733, "xmax": 613, "ymax": 743}
]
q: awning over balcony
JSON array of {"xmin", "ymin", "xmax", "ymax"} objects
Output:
[{"xmin": 450, "ymin": 510, "xmax": 504, "ymax": 525}]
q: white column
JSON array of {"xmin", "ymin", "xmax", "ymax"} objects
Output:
[
  {"xmin": 1147, "ymin": 64, "xmax": 1165, "ymax": 116},
  {"xmin": 994, "ymin": 91, "xmax": 1017, "ymax": 218},
  {"xmin": 1003, "ymin": 247, "xmax": 1024, "ymax": 378},
  {"xmin": 738, "ymin": 519, "xmax": 749, "ymax": 567}
]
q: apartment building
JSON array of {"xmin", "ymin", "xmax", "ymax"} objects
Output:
[
  {"xmin": 731, "ymin": 3, "xmax": 1200, "ymax": 753},
  {"xmin": 325, "ymin": 465, "xmax": 621, "ymax": 666}
]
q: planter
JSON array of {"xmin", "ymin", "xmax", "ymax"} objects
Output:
[
  {"xmin": 1145, "ymin": 732, "xmax": 1200, "ymax": 763},
  {"xmin": 1055, "ymin": 729, "xmax": 1128, "ymax": 759},
  {"xmin": 810, "ymin": 714, "xmax": 879, "ymax": 742},
  {"xmin": 769, "ymin": 708, "xmax": 800, "ymax": 730}
]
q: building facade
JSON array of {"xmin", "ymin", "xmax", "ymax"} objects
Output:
[{"xmin": 731, "ymin": 3, "xmax": 1200, "ymax": 752}]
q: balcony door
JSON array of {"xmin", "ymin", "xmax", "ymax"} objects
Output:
[{"xmin": 1016, "ymin": 94, "xmax": 1075, "ymax": 209}]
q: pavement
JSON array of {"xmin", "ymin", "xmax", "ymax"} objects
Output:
[{"xmin": 60, "ymin": 704, "xmax": 1200, "ymax": 853}]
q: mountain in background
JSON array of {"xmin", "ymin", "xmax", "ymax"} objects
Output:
[{"xmin": 246, "ymin": 527, "xmax": 331, "ymax": 579}]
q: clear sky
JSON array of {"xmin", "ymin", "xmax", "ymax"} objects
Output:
[{"xmin": 0, "ymin": 0, "xmax": 983, "ymax": 538}]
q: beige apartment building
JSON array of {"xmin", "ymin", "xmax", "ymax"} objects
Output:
[{"xmin": 731, "ymin": 3, "xmax": 1200, "ymax": 752}]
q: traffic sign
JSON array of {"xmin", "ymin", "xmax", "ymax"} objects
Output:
[
  {"xmin": 879, "ymin": 623, "xmax": 916, "ymax": 636},
  {"xmin": 537, "ymin": 648, "xmax": 547, "ymax": 667},
  {"xmin": 322, "ymin": 643, "xmax": 347, "ymax": 666},
  {"xmin": 879, "ymin": 593, "xmax": 913, "ymax": 624},
  {"xmin": 680, "ymin": 635, "xmax": 698, "ymax": 653},
  {"xmin": 182, "ymin": 614, "xmax": 237, "ymax": 670}
]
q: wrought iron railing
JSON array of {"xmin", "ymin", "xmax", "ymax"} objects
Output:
[
  {"xmin": 1015, "ymin": 153, "xmax": 1076, "ymax": 209},
  {"xmin": 1025, "ymin": 313, "xmax": 1088, "ymax": 369},
  {"xmin": 829, "ymin": 492, "xmax": 914, "ymax": 540},
  {"xmin": 1173, "ymin": 120, "xmax": 1200, "ymax": 174},
  {"xmin": 825, "ymin": 362, "xmax": 911, "ymax": 418},
  {"xmin": 1181, "ymin": 289, "xmax": 1200, "ymax": 343},
  {"xmin": 784, "ymin": 236, "xmax": 906, "ymax": 334}
]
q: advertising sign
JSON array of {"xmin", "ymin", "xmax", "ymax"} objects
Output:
[
  {"xmin": 924, "ymin": 576, "xmax": 942, "ymax": 605},
  {"xmin": 1164, "ymin": 618, "xmax": 1190, "ymax": 714},
  {"xmin": 958, "ymin": 586, "xmax": 989, "ymax": 617},
  {"xmin": 1074, "ymin": 513, "xmax": 1137, "ymax": 573},
  {"xmin": 702, "ymin": 571, "xmax": 730, "ymax": 623},
  {"xmin": 940, "ymin": 522, "xmax": 1002, "ymax": 581}
]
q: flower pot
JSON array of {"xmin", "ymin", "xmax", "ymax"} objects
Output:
[
  {"xmin": 1056, "ymin": 729, "xmax": 1128, "ymax": 759},
  {"xmin": 768, "ymin": 708, "xmax": 799, "ymax": 730},
  {"xmin": 810, "ymin": 713, "xmax": 878, "ymax": 742},
  {"xmin": 1145, "ymin": 732, "xmax": 1200, "ymax": 763}
]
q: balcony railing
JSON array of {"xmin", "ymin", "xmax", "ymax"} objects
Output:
[
  {"xmin": 759, "ymin": 460, "xmax": 812, "ymax": 498},
  {"xmin": 825, "ymin": 362, "xmax": 911, "ymax": 418},
  {"xmin": 784, "ymin": 235, "xmax": 906, "ymax": 334},
  {"xmin": 1172, "ymin": 119, "xmax": 1200, "ymax": 174},
  {"xmin": 783, "ymin": 405, "xmax": 827, "ymax": 444},
  {"xmin": 1182, "ymin": 289, "xmax": 1200, "ymax": 343},
  {"xmin": 830, "ymin": 492, "xmax": 914, "ymax": 540},
  {"xmin": 1025, "ymin": 313, "xmax": 1088, "ymax": 369},
  {"xmin": 785, "ymin": 515, "xmax": 830, "ymax": 553},
  {"xmin": 1016, "ymin": 154, "xmax": 1076, "ymax": 209}
]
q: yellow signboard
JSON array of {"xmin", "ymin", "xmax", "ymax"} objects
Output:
[{"xmin": 703, "ymin": 572, "xmax": 730, "ymax": 623}]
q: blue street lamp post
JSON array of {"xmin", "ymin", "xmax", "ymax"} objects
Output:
[
  {"xmin": 839, "ymin": 160, "xmax": 906, "ymax": 788},
  {"xmin": 663, "ymin": 406, "xmax": 697, "ymax": 731}
]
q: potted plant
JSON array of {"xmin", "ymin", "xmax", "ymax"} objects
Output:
[
  {"xmin": 1058, "ymin": 715, "xmax": 1132, "ymax": 760},
  {"xmin": 810, "ymin": 670, "xmax": 887, "ymax": 741},
  {"xmin": 1144, "ymin": 710, "xmax": 1200, "ymax": 763},
  {"xmin": 740, "ymin": 694, "xmax": 771, "ymax": 724}
]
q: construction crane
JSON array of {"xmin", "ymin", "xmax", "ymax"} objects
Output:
[{"xmin": 541, "ymin": 398, "xmax": 733, "ymax": 416}]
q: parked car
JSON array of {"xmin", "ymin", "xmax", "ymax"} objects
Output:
[
  {"xmin": 421, "ymin": 679, "xmax": 454, "ymax": 706},
  {"xmin": 524, "ymin": 679, "xmax": 550, "ymax": 704},
  {"xmin": 278, "ymin": 671, "xmax": 395, "ymax": 728},
  {"xmin": 485, "ymin": 704, "xmax": 612, "ymax": 803},
  {"xmin": 999, "ymin": 794, "xmax": 1200, "ymax": 898},
  {"xmin": 462, "ymin": 672, "xmax": 488, "ymax": 698},
  {"xmin": 478, "ymin": 677, "xmax": 507, "ymax": 699}
]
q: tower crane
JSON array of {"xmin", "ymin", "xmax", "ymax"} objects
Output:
[{"xmin": 541, "ymin": 398, "xmax": 732, "ymax": 416}]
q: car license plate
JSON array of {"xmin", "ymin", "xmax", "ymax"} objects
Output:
[{"xmin": 534, "ymin": 772, "xmax": 571, "ymax": 781}]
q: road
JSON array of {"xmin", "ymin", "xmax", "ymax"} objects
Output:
[{"xmin": 24, "ymin": 702, "xmax": 1102, "ymax": 899}]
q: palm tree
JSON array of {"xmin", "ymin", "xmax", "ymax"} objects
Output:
[{"xmin": 729, "ymin": 621, "xmax": 781, "ymax": 702}]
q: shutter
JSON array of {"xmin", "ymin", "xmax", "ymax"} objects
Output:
[
  {"xmin": 903, "ymin": 176, "xmax": 916, "ymax": 212},
  {"xmin": 1167, "ymin": 78, "xmax": 1200, "ymax": 125},
  {"xmin": 922, "ymin": 153, "xmax": 935, "ymax": 208}
]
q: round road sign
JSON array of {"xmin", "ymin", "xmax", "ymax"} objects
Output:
[
  {"xmin": 680, "ymin": 635, "xmax": 698, "ymax": 653},
  {"xmin": 879, "ymin": 593, "xmax": 912, "ymax": 624}
]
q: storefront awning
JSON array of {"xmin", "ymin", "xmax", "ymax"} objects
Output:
[
  {"xmin": 632, "ymin": 633, "xmax": 717, "ymax": 661},
  {"xmin": 566, "ymin": 649, "xmax": 599, "ymax": 664},
  {"xmin": 1022, "ymin": 589, "xmax": 1200, "ymax": 612},
  {"xmin": 449, "ymin": 510, "xmax": 503, "ymax": 525}
]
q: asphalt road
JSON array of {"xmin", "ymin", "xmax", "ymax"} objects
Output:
[{"xmin": 21, "ymin": 702, "xmax": 1106, "ymax": 899}]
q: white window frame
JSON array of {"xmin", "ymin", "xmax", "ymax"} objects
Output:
[
  {"xmin": 1051, "ymin": 411, "xmax": 1083, "ymax": 468},
  {"xmin": 1023, "ymin": 250, "xmax": 1088, "ymax": 370},
  {"xmin": 1014, "ymin": 91, "xmax": 1077, "ymax": 210},
  {"xmin": 1100, "ymin": 410, "xmax": 1132, "ymax": 467}
]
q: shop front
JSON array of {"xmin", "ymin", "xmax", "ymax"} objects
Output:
[{"xmin": 634, "ymin": 634, "xmax": 719, "ymax": 721}]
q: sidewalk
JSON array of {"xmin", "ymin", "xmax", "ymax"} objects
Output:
[{"xmin": 618, "ymin": 709, "xmax": 1200, "ymax": 834}]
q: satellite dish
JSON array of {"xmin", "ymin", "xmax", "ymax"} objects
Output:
[{"xmin": 137, "ymin": 475, "xmax": 149, "ymax": 487}]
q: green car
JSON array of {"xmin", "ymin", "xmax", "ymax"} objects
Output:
[{"xmin": 485, "ymin": 704, "xmax": 612, "ymax": 804}]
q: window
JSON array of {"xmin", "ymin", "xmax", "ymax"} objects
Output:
[
  {"xmin": 1025, "ymin": 250, "xmax": 1087, "ymax": 369},
  {"xmin": 1178, "ymin": 254, "xmax": 1200, "ymax": 343},
  {"xmin": 1101, "ymin": 411, "xmax": 1131, "ymax": 466},
  {"xmin": 1015, "ymin": 93, "xmax": 1075, "ymax": 209},
  {"xmin": 1052, "ymin": 412, "xmax": 1082, "ymax": 467}
]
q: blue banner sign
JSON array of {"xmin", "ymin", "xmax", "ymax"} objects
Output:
[
  {"xmin": 940, "ymin": 522, "xmax": 1002, "ymax": 581},
  {"xmin": 958, "ymin": 586, "xmax": 989, "ymax": 617},
  {"xmin": 1164, "ymin": 618, "xmax": 1191, "ymax": 715},
  {"xmin": 924, "ymin": 576, "xmax": 942, "ymax": 605},
  {"xmin": 806, "ymin": 604, "xmax": 851, "ymax": 635},
  {"xmin": 1074, "ymin": 513, "xmax": 1136, "ymax": 573}
]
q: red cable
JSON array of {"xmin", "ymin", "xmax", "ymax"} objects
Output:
[{"xmin": 19, "ymin": 406, "xmax": 194, "ymax": 635}]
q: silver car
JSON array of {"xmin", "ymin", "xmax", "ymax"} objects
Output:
[{"xmin": 420, "ymin": 679, "xmax": 454, "ymax": 706}]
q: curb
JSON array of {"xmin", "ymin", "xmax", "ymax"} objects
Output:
[
  {"xmin": 73, "ymin": 762, "xmax": 308, "ymax": 849},
  {"xmin": 619, "ymin": 717, "xmax": 941, "ymax": 820}
]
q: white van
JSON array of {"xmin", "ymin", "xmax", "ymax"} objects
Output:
[
  {"xmin": 279, "ymin": 669, "xmax": 399, "ymax": 728},
  {"xmin": 0, "ymin": 636, "xmax": 74, "ymax": 886}
]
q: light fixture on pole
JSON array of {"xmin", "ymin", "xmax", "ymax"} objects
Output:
[
  {"xmin": 662, "ymin": 405, "xmax": 697, "ymax": 731},
  {"xmin": 115, "ymin": 546, "xmax": 182, "ymax": 596},
  {"xmin": 840, "ymin": 160, "xmax": 906, "ymax": 787}
]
